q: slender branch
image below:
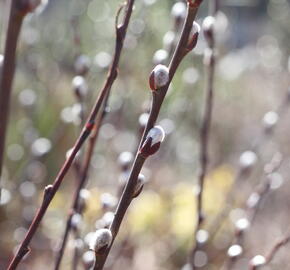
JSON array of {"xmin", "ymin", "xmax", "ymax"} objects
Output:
[
  {"xmin": 0, "ymin": 0, "xmax": 25, "ymax": 199},
  {"xmin": 224, "ymin": 153, "xmax": 283, "ymax": 270},
  {"xmin": 249, "ymin": 232, "xmax": 290, "ymax": 270},
  {"xmin": 92, "ymin": 2, "xmax": 204, "ymax": 270},
  {"xmin": 54, "ymin": 104, "xmax": 105, "ymax": 270},
  {"xmin": 7, "ymin": 0, "xmax": 135, "ymax": 268},
  {"xmin": 54, "ymin": 0, "xmax": 135, "ymax": 268},
  {"xmin": 189, "ymin": 2, "xmax": 217, "ymax": 268}
]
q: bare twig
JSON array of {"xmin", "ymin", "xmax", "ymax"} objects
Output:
[
  {"xmin": 92, "ymin": 1, "xmax": 204, "ymax": 269},
  {"xmin": 224, "ymin": 153, "xmax": 283, "ymax": 270},
  {"xmin": 0, "ymin": 0, "xmax": 26, "ymax": 199},
  {"xmin": 189, "ymin": 1, "xmax": 217, "ymax": 268},
  {"xmin": 249, "ymin": 232, "xmax": 290, "ymax": 270}
]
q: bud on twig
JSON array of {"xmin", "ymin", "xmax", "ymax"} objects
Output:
[
  {"xmin": 139, "ymin": 126, "xmax": 165, "ymax": 157},
  {"xmin": 132, "ymin": 174, "xmax": 146, "ymax": 198},
  {"xmin": 72, "ymin": 76, "xmax": 88, "ymax": 99},
  {"xmin": 118, "ymin": 151, "xmax": 134, "ymax": 171},
  {"xmin": 82, "ymin": 250, "xmax": 95, "ymax": 269},
  {"xmin": 186, "ymin": 21, "xmax": 200, "ymax": 51},
  {"xmin": 250, "ymin": 255, "xmax": 266, "ymax": 269},
  {"xmin": 227, "ymin": 244, "xmax": 243, "ymax": 258},
  {"xmin": 263, "ymin": 111, "xmax": 278, "ymax": 132},
  {"xmin": 171, "ymin": 2, "xmax": 187, "ymax": 28},
  {"xmin": 149, "ymin": 65, "xmax": 169, "ymax": 91},
  {"xmin": 239, "ymin": 151, "xmax": 257, "ymax": 172},
  {"xmin": 202, "ymin": 16, "xmax": 215, "ymax": 44},
  {"xmin": 74, "ymin": 55, "xmax": 91, "ymax": 76},
  {"xmin": 100, "ymin": 193, "xmax": 117, "ymax": 210},
  {"xmin": 89, "ymin": 228, "xmax": 112, "ymax": 255},
  {"xmin": 71, "ymin": 213, "xmax": 82, "ymax": 230},
  {"xmin": 153, "ymin": 49, "xmax": 169, "ymax": 65}
]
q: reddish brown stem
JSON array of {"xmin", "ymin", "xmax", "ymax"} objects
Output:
[
  {"xmin": 92, "ymin": 2, "xmax": 204, "ymax": 270},
  {"xmin": 0, "ymin": 0, "xmax": 24, "ymax": 198},
  {"xmin": 189, "ymin": 2, "xmax": 216, "ymax": 268}
]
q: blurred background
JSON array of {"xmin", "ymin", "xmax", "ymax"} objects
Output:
[{"xmin": 0, "ymin": 0, "xmax": 290, "ymax": 269}]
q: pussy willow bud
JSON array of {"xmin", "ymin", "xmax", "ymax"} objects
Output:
[
  {"xmin": 89, "ymin": 228, "xmax": 112, "ymax": 254},
  {"xmin": 79, "ymin": 189, "xmax": 91, "ymax": 211},
  {"xmin": 250, "ymin": 255, "xmax": 266, "ymax": 268},
  {"xmin": 118, "ymin": 151, "xmax": 134, "ymax": 171},
  {"xmin": 171, "ymin": 2, "xmax": 187, "ymax": 28},
  {"xmin": 132, "ymin": 174, "xmax": 146, "ymax": 198},
  {"xmin": 139, "ymin": 113, "xmax": 149, "ymax": 129},
  {"xmin": 227, "ymin": 244, "xmax": 243, "ymax": 258},
  {"xmin": 82, "ymin": 250, "xmax": 95, "ymax": 268},
  {"xmin": 149, "ymin": 65, "xmax": 169, "ymax": 91},
  {"xmin": 72, "ymin": 76, "xmax": 88, "ymax": 99},
  {"xmin": 100, "ymin": 193, "xmax": 117, "ymax": 210},
  {"xmin": 263, "ymin": 111, "xmax": 278, "ymax": 132},
  {"xmin": 139, "ymin": 126, "xmax": 165, "ymax": 157},
  {"xmin": 186, "ymin": 21, "xmax": 200, "ymax": 51},
  {"xmin": 74, "ymin": 55, "xmax": 91, "ymax": 76},
  {"xmin": 239, "ymin": 151, "xmax": 257, "ymax": 171},
  {"xmin": 153, "ymin": 49, "xmax": 168, "ymax": 65},
  {"xmin": 202, "ymin": 16, "xmax": 215, "ymax": 44},
  {"xmin": 71, "ymin": 213, "xmax": 82, "ymax": 230},
  {"xmin": 95, "ymin": 212, "xmax": 114, "ymax": 229},
  {"xmin": 163, "ymin": 31, "xmax": 175, "ymax": 51},
  {"xmin": 235, "ymin": 218, "xmax": 250, "ymax": 234}
]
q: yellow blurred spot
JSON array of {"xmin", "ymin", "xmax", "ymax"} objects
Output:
[
  {"xmin": 128, "ymin": 191, "xmax": 165, "ymax": 234},
  {"xmin": 171, "ymin": 183, "xmax": 197, "ymax": 241}
]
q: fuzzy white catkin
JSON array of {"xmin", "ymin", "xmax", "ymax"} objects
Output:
[
  {"xmin": 203, "ymin": 16, "xmax": 215, "ymax": 30},
  {"xmin": 72, "ymin": 76, "xmax": 88, "ymax": 96},
  {"xmin": 191, "ymin": 21, "xmax": 201, "ymax": 36},
  {"xmin": 118, "ymin": 151, "xmax": 134, "ymax": 167},
  {"xmin": 171, "ymin": 2, "xmax": 187, "ymax": 19},
  {"xmin": 227, "ymin": 244, "xmax": 243, "ymax": 258},
  {"xmin": 151, "ymin": 65, "xmax": 169, "ymax": 90},
  {"xmin": 239, "ymin": 151, "xmax": 257, "ymax": 169},
  {"xmin": 146, "ymin": 126, "xmax": 165, "ymax": 145},
  {"xmin": 133, "ymin": 174, "xmax": 146, "ymax": 197},
  {"xmin": 251, "ymin": 255, "xmax": 266, "ymax": 266},
  {"xmin": 90, "ymin": 228, "xmax": 112, "ymax": 252},
  {"xmin": 263, "ymin": 111, "xmax": 279, "ymax": 129},
  {"xmin": 74, "ymin": 55, "xmax": 91, "ymax": 74},
  {"xmin": 153, "ymin": 49, "xmax": 168, "ymax": 65}
]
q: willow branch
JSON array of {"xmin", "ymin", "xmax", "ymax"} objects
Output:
[
  {"xmin": 189, "ymin": 2, "xmax": 217, "ymax": 268},
  {"xmin": 92, "ymin": 2, "xmax": 204, "ymax": 270},
  {"xmin": 0, "ymin": 0, "xmax": 25, "ymax": 199}
]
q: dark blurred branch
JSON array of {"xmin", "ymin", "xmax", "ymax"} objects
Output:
[
  {"xmin": 92, "ymin": 1, "xmax": 204, "ymax": 269},
  {"xmin": 249, "ymin": 232, "xmax": 290, "ymax": 270},
  {"xmin": 189, "ymin": 1, "xmax": 217, "ymax": 268},
  {"xmin": 0, "ymin": 0, "xmax": 25, "ymax": 199}
]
